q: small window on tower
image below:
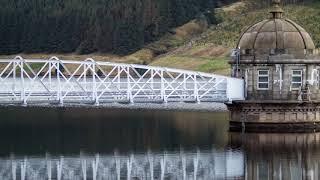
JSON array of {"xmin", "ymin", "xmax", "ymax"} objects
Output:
[
  {"xmin": 257, "ymin": 70, "xmax": 269, "ymax": 90},
  {"xmin": 291, "ymin": 70, "xmax": 303, "ymax": 90}
]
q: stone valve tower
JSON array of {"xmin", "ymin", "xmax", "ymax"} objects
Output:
[{"xmin": 227, "ymin": 0, "xmax": 320, "ymax": 132}]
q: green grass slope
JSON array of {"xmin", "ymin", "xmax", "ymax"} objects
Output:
[{"xmin": 151, "ymin": 1, "xmax": 320, "ymax": 75}]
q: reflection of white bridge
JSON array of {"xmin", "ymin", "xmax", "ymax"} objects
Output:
[
  {"xmin": 0, "ymin": 150, "xmax": 244, "ymax": 179},
  {"xmin": 0, "ymin": 56, "xmax": 244, "ymax": 106}
]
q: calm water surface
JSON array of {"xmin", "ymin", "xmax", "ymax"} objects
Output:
[{"xmin": 0, "ymin": 107, "xmax": 319, "ymax": 179}]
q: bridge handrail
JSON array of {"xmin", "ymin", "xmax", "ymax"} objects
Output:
[
  {"xmin": 0, "ymin": 58, "xmax": 237, "ymax": 80},
  {"xmin": 0, "ymin": 56, "xmax": 244, "ymax": 105}
]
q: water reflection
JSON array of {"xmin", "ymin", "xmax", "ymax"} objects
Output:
[
  {"xmin": 0, "ymin": 107, "xmax": 228, "ymax": 155},
  {"xmin": 1, "ymin": 107, "xmax": 320, "ymax": 179},
  {"xmin": 1, "ymin": 149, "xmax": 244, "ymax": 179},
  {"xmin": 230, "ymin": 132, "xmax": 320, "ymax": 180}
]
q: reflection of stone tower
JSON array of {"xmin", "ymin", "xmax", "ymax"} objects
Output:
[
  {"xmin": 229, "ymin": 133, "xmax": 320, "ymax": 179},
  {"xmin": 227, "ymin": 0, "xmax": 320, "ymax": 132}
]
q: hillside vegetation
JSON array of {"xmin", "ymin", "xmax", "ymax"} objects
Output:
[
  {"xmin": 150, "ymin": 0, "xmax": 320, "ymax": 75},
  {"xmin": 0, "ymin": 0, "xmax": 228, "ymax": 55},
  {"xmin": 1, "ymin": 0, "xmax": 320, "ymax": 75}
]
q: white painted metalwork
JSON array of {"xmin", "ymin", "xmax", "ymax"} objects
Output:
[{"xmin": 0, "ymin": 56, "xmax": 244, "ymax": 106}]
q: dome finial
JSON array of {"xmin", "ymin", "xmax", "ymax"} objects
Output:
[{"xmin": 270, "ymin": 0, "xmax": 284, "ymax": 19}]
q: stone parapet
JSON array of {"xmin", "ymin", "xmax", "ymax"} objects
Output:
[{"xmin": 229, "ymin": 59, "xmax": 320, "ymax": 64}]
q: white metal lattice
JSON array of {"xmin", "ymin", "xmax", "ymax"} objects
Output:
[{"xmin": 0, "ymin": 56, "xmax": 244, "ymax": 105}]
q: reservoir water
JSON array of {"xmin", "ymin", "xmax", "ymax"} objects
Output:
[{"xmin": 0, "ymin": 107, "xmax": 319, "ymax": 179}]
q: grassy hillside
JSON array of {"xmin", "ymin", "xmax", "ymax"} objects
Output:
[
  {"xmin": 2, "ymin": 1, "xmax": 320, "ymax": 75},
  {"xmin": 151, "ymin": 1, "xmax": 320, "ymax": 75}
]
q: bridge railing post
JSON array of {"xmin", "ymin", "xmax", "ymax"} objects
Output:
[
  {"xmin": 194, "ymin": 74, "xmax": 199, "ymax": 103},
  {"xmin": 48, "ymin": 62, "xmax": 52, "ymax": 90},
  {"xmin": 151, "ymin": 69, "xmax": 154, "ymax": 90},
  {"xmin": 127, "ymin": 66, "xmax": 133, "ymax": 103},
  {"xmin": 57, "ymin": 60, "xmax": 62, "ymax": 105},
  {"xmin": 161, "ymin": 70, "xmax": 167, "ymax": 103},
  {"xmin": 85, "ymin": 58, "xmax": 98, "ymax": 104},
  {"xmin": 84, "ymin": 63, "xmax": 87, "ymax": 92},
  {"xmin": 117, "ymin": 66, "xmax": 121, "ymax": 91},
  {"xmin": 13, "ymin": 61, "xmax": 16, "ymax": 93},
  {"xmin": 92, "ymin": 61, "xmax": 98, "ymax": 105},
  {"xmin": 49, "ymin": 57, "xmax": 61, "ymax": 104},
  {"xmin": 17, "ymin": 57, "xmax": 26, "ymax": 105},
  {"xmin": 183, "ymin": 74, "xmax": 186, "ymax": 100}
]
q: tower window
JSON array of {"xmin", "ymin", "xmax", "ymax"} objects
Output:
[
  {"xmin": 257, "ymin": 70, "xmax": 269, "ymax": 90},
  {"xmin": 291, "ymin": 70, "xmax": 303, "ymax": 90}
]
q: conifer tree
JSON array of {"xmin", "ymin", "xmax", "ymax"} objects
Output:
[{"xmin": 0, "ymin": 0, "xmax": 224, "ymax": 55}]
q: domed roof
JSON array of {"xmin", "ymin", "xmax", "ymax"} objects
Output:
[
  {"xmin": 237, "ymin": 0, "xmax": 315, "ymax": 57},
  {"xmin": 238, "ymin": 19, "xmax": 315, "ymax": 50}
]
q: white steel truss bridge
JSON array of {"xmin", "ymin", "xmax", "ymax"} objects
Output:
[{"xmin": 0, "ymin": 56, "xmax": 244, "ymax": 106}]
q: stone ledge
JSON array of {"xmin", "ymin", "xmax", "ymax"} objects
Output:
[{"xmin": 230, "ymin": 121, "xmax": 320, "ymax": 133}]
